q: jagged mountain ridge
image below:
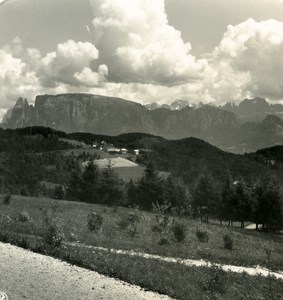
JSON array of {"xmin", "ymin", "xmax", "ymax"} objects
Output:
[
  {"xmin": 145, "ymin": 99, "xmax": 193, "ymax": 111},
  {"xmin": 3, "ymin": 93, "xmax": 238, "ymax": 140},
  {"xmin": 2, "ymin": 93, "xmax": 283, "ymax": 153},
  {"xmin": 222, "ymin": 97, "xmax": 283, "ymax": 123}
]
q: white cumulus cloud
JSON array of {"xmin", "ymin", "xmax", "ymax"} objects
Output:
[
  {"xmin": 39, "ymin": 40, "xmax": 106, "ymax": 87},
  {"xmin": 1, "ymin": 3, "xmax": 283, "ymax": 111},
  {"xmin": 0, "ymin": 38, "xmax": 108, "ymax": 108},
  {"xmin": 89, "ymin": 0, "xmax": 207, "ymax": 85},
  {"xmin": 210, "ymin": 18, "xmax": 283, "ymax": 101}
]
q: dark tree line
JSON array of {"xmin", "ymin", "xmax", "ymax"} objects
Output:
[
  {"xmin": 66, "ymin": 162, "xmax": 124, "ymax": 205},
  {"xmin": 66, "ymin": 162, "xmax": 282, "ymax": 231},
  {"xmin": 1, "ymin": 128, "xmax": 281, "ymax": 232},
  {"xmin": 66, "ymin": 163, "xmax": 188, "ymax": 212},
  {"xmin": 126, "ymin": 164, "xmax": 188, "ymax": 211},
  {"xmin": 191, "ymin": 174, "xmax": 283, "ymax": 231}
]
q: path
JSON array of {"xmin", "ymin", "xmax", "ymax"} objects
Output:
[
  {"xmin": 0, "ymin": 243, "xmax": 173, "ymax": 300},
  {"xmin": 71, "ymin": 243, "xmax": 283, "ymax": 280}
]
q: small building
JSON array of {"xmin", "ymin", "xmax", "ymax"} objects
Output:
[
  {"xmin": 107, "ymin": 147, "xmax": 121, "ymax": 154},
  {"xmin": 134, "ymin": 149, "xmax": 140, "ymax": 155},
  {"xmin": 120, "ymin": 148, "xmax": 128, "ymax": 154},
  {"xmin": 82, "ymin": 161, "xmax": 91, "ymax": 168}
]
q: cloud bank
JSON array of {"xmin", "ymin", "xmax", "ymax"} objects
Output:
[
  {"xmin": 1, "ymin": 0, "xmax": 283, "ymax": 112},
  {"xmin": 90, "ymin": 0, "xmax": 207, "ymax": 85},
  {"xmin": 212, "ymin": 19, "xmax": 283, "ymax": 100}
]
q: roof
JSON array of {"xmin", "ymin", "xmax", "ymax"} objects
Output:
[{"xmin": 94, "ymin": 157, "xmax": 139, "ymax": 168}]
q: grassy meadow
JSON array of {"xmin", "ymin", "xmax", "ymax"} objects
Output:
[
  {"xmin": 0, "ymin": 195, "xmax": 282, "ymax": 268},
  {"xmin": 0, "ymin": 195, "xmax": 282, "ymax": 299}
]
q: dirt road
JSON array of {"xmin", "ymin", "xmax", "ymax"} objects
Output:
[
  {"xmin": 0, "ymin": 243, "xmax": 172, "ymax": 300},
  {"xmin": 71, "ymin": 243, "xmax": 283, "ymax": 280}
]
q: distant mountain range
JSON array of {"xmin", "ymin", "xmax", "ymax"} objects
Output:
[
  {"xmin": 145, "ymin": 99, "xmax": 195, "ymax": 111},
  {"xmin": 221, "ymin": 97, "xmax": 283, "ymax": 123},
  {"xmin": 2, "ymin": 94, "xmax": 283, "ymax": 153}
]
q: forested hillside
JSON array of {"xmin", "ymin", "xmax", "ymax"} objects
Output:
[{"xmin": 0, "ymin": 127, "xmax": 282, "ymax": 230}]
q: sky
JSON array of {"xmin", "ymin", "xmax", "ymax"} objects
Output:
[{"xmin": 0, "ymin": 0, "xmax": 283, "ymax": 117}]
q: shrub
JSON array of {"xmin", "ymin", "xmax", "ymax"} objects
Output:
[
  {"xmin": 53, "ymin": 185, "xmax": 65, "ymax": 200},
  {"xmin": 196, "ymin": 229, "xmax": 209, "ymax": 243},
  {"xmin": 41, "ymin": 205, "xmax": 64, "ymax": 249},
  {"xmin": 152, "ymin": 202, "xmax": 175, "ymax": 235},
  {"xmin": 17, "ymin": 211, "xmax": 32, "ymax": 223},
  {"xmin": 3, "ymin": 194, "xmax": 11, "ymax": 205},
  {"xmin": 43, "ymin": 222, "xmax": 64, "ymax": 248},
  {"xmin": 116, "ymin": 210, "xmax": 142, "ymax": 237},
  {"xmin": 87, "ymin": 211, "xmax": 103, "ymax": 232},
  {"xmin": 16, "ymin": 236, "xmax": 30, "ymax": 249},
  {"xmin": 151, "ymin": 214, "xmax": 176, "ymax": 235},
  {"xmin": 223, "ymin": 233, "xmax": 234, "ymax": 250},
  {"xmin": 158, "ymin": 237, "xmax": 169, "ymax": 246},
  {"xmin": 0, "ymin": 231, "xmax": 9, "ymax": 243},
  {"xmin": 201, "ymin": 264, "xmax": 228, "ymax": 295},
  {"xmin": 172, "ymin": 222, "xmax": 186, "ymax": 243},
  {"xmin": 0, "ymin": 214, "xmax": 12, "ymax": 226},
  {"xmin": 68, "ymin": 226, "xmax": 78, "ymax": 242}
]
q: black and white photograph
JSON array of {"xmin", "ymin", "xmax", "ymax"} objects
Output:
[{"xmin": 0, "ymin": 0, "xmax": 283, "ymax": 299}]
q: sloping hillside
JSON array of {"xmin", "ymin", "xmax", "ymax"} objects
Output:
[{"xmin": 0, "ymin": 127, "xmax": 280, "ymax": 196}]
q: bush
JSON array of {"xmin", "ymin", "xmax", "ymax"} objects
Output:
[
  {"xmin": 158, "ymin": 237, "xmax": 169, "ymax": 246},
  {"xmin": 0, "ymin": 231, "xmax": 9, "ymax": 243},
  {"xmin": 87, "ymin": 211, "xmax": 103, "ymax": 232},
  {"xmin": 43, "ymin": 222, "xmax": 64, "ymax": 248},
  {"xmin": 3, "ymin": 194, "xmax": 11, "ymax": 205},
  {"xmin": 172, "ymin": 222, "xmax": 186, "ymax": 243},
  {"xmin": 53, "ymin": 185, "xmax": 65, "ymax": 200},
  {"xmin": 223, "ymin": 233, "xmax": 234, "ymax": 250},
  {"xmin": 196, "ymin": 229, "xmax": 209, "ymax": 243},
  {"xmin": 201, "ymin": 264, "xmax": 228, "ymax": 295},
  {"xmin": 151, "ymin": 215, "xmax": 176, "ymax": 236},
  {"xmin": 116, "ymin": 210, "xmax": 142, "ymax": 237},
  {"xmin": 16, "ymin": 236, "xmax": 30, "ymax": 249},
  {"xmin": 0, "ymin": 214, "xmax": 12, "ymax": 226},
  {"xmin": 41, "ymin": 205, "xmax": 64, "ymax": 249},
  {"xmin": 17, "ymin": 211, "xmax": 32, "ymax": 223}
]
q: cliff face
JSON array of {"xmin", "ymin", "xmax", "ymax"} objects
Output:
[
  {"xmin": 222, "ymin": 97, "xmax": 283, "ymax": 123},
  {"xmin": 4, "ymin": 97, "xmax": 34, "ymax": 129},
  {"xmin": 4, "ymin": 93, "xmax": 239, "ymax": 137},
  {"xmin": 32, "ymin": 94, "xmax": 156, "ymax": 135},
  {"xmin": 4, "ymin": 93, "xmax": 283, "ymax": 152}
]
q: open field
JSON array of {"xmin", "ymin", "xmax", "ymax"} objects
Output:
[
  {"xmin": 1, "ymin": 195, "xmax": 282, "ymax": 270},
  {"xmin": 62, "ymin": 147, "xmax": 146, "ymax": 181},
  {"xmin": 0, "ymin": 196, "xmax": 282, "ymax": 299}
]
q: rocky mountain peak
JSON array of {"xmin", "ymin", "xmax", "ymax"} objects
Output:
[
  {"xmin": 239, "ymin": 97, "xmax": 270, "ymax": 112},
  {"xmin": 14, "ymin": 97, "xmax": 29, "ymax": 109},
  {"xmin": 257, "ymin": 114, "xmax": 283, "ymax": 134},
  {"xmin": 144, "ymin": 99, "xmax": 190, "ymax": 111}
]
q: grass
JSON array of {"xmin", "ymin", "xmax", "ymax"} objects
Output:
[
  {"xmin": 0, "ymin": 195, "xmax": 282, "ymax": 299},
  {"xmin": 0, "ymin": 196, "xmax": 283, "ymax": 270},
  {"xmin": 1, "ymin": 195, "xmax": 282, "ymax": 270},
  {"xmin": 0, "ymin": 231, "xmax": 282, "ymax": 300},
  {"xmin": 59, "ymin": 244, "xmax": 283, "ymax": 300}
]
